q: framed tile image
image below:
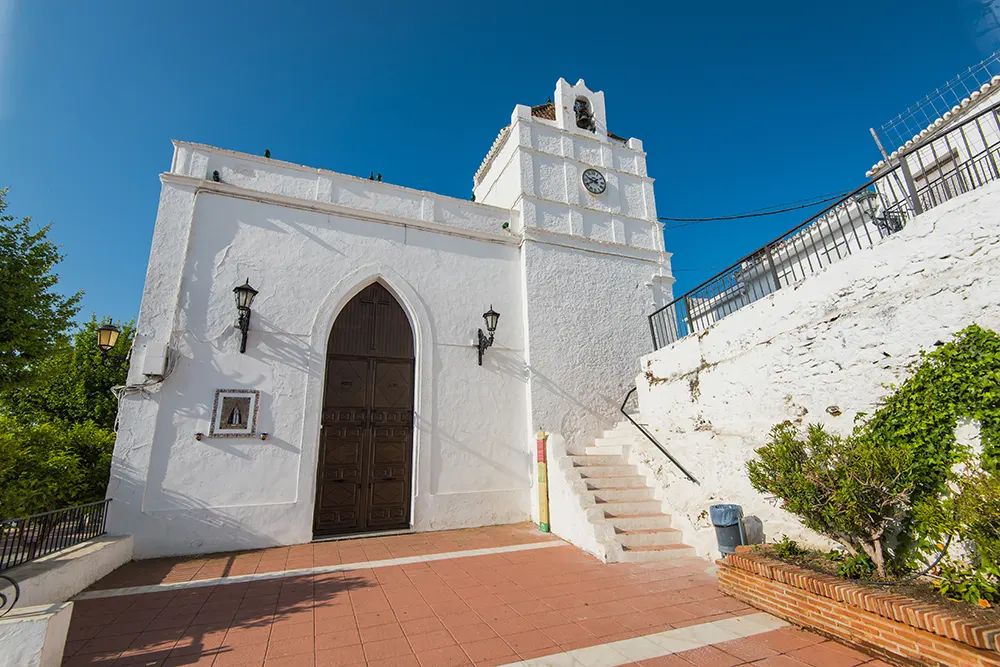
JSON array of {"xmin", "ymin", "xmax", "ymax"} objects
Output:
[{"xmin": 209, "ymin": 389, "xmax": 260, "ymax": 437}]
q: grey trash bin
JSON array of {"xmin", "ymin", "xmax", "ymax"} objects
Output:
[{"xmin": 710, "ymin": 504, "xmax": 747, "ymax": 556}]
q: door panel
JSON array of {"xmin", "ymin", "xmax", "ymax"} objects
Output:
[{"xmin": 314, "ymin": 284, "xmax": 414, "ymax": 538}]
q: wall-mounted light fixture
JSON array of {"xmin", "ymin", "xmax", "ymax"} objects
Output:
[
  {"xmin": 96, "ymin": 321, "xmax": 127, "ymax": 369},
  {"xmin": 233, "ymin": 279, "xmax": 259, "ymax": 354},
  {"xmin": 477, "ymin": 306, "xmax": 500, "ymax": 366}
]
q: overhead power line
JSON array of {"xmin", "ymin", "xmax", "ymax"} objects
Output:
[{"xmin": 659, "ymin": 190, "xmax": 852, "ymax": 229}]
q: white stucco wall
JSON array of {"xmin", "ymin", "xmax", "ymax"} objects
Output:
[
  {"xmin": 633, "ymin": 181, "xmax": 1000, "ymax": 559},
  {"xmin": 0, "ymin": 603, "xmax": 72, "ymax": 667},
  {"xmin": 9, "ymin": 536, "xmax": 133, "ymax": 608},
  {"xmin": 110, "ymin": 147, "xmax": 534, "ymax": 558},
  {"xmin": 112, "ymin": 79, "xmax": 674, "ymax": 559}
]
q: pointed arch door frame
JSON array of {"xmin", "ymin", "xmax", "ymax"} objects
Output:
[{"xmin": 302, "ymin": 265, "xmax": 430, "ymax": 537}]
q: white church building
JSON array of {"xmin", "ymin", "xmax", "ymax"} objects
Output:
[{"xmin": 108, "ymin": 78, "xmax": 675, "ymax": 558}]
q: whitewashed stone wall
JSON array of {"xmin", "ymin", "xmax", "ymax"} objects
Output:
[{"xmin": 633, "ymin": 182, "xmax": 1000, "ymax": 559}]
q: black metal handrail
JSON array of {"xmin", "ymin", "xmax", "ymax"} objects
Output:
[
  {"xmin": 649, "ymin": 98, "xmax": 1000, "ymax": 350},
  {"xmin": 620, "ymin": 387, "xmax": 699, "ymax": 485},
  {"xmin": 0, "ymin": 499, "xmax": 111, "ymax": 572}
]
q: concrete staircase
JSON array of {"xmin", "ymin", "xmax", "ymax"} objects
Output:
[{"xmin": 562, "ymin": 420, "xmax": 694, "ymax": 562}]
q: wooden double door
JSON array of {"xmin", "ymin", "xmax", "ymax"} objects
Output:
[{"xmin": 313, "ymin": 283, "xmax": 415, "ymax": 537}]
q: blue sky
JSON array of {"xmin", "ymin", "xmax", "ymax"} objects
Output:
[{"xmin": 0, "ymin": 0, "xmax": 994, "ymax": 324}]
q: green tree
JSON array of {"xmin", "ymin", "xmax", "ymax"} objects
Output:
[
  {"xmin": 0, "ymin": 416, "xmax": 115, "ymax": 518},
  {"xmin": 0, "ymin": 188, "xmax": 81, "ymax": 389},
  {"xmin": 748, "ymin": 423, "xmax": 914, "ymax": 577},
  {"xmin": 0, "ymin": 316, "xmax": 133, "ymax": 430}
]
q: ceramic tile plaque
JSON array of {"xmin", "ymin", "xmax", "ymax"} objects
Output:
[{"xmin": 209, "ymin": 389, "xmax": 260, "ymax": 437}]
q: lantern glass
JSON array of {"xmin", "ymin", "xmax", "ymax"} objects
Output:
[
  {"xmin": 234, "ymin": 279, "xmax": 259, "ymax": 310},
  {"xmin": 97, "ymin": 323, "xmax": 120, "ymax": 352},
  {"xmin": 483, "ymin": 306, "xmax": 500, "ymax": 334}
]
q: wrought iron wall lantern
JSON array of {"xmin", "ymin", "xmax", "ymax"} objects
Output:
[
  {"xmin": 96, "ymin": 322, "xmax": 127, "ymax": 369},
  {"xmin": 477, "ymin": 306, "xmax": 500, "ymax": 366},
  {"xmin": 233, "ymin": 279, "xmax": 259, "ymax": 354}
]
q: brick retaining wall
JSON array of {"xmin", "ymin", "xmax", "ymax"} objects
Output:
[{"xmin": 718, "ymin": 547, "xmax": 1000, "ymax": 667}]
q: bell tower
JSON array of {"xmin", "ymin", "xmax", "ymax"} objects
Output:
[
  {"xmin": 473, "ymin": 78, "xmax": 666, "ymax": 257},
  {"xmin": 471, "ymin": 78, "xmax": 675, "ymax": 465}
]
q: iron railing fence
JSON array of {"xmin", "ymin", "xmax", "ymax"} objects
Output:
[
  {"xmin": 0, "ymin": 500, "xmax": 111, "ymax": 572},
  {"xmin": 649, "ymin": 98, "xmax": 1000, "ymax": 350}
]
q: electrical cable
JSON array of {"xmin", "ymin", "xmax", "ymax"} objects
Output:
[{"xmin": 659, "ymin": 189, "xmax": 854, "ymax": 228}]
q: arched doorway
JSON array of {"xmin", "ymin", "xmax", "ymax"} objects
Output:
[{"xmin": 313, "ymin": 282, "xmax": 415, "ymax": 537}]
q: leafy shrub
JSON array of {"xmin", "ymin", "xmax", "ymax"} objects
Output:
[
  {"xmin": 773, "ymin": 535, "xmax": 807, "ymax": 559},
  {"xmin": 836, "ymin": 553, "xmax": 877, "ymax": 579},
  {"xmin": 748, "ymin": 422, "xmax": 913, "ymax": 577},
  {"xmin": 854, "ymin": 324, "xmax": 1000, "ymax": 554},
  {"xmin": 0, "ymin": 416, "xmax": 115, "ymax": 518},
  {"xmin": 934, "ymin": 558, "xmax": 998, "ymax": 607}
]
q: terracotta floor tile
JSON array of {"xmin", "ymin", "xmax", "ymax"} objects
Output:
[
  {"xmin": 512, "ymin": 607, "xmax": 566, "ymax": 630},
  {"xmin": 476, "ymin": 605, "xmax": 520, "ymax": 624},
  {"xmin": 439, "ymin": 612, "xmax": 486, "ymax": 630},
  {"xmin": 402, "ymin": 616, "xmax": 448, "ymax": 636},
  {"xmin": 355, "ymin": 610, "xmax": 395, "ymax": 627},
  {"xmin": 715, "ymin": 636, "xmax": 781, "ymax": 662},
  {"xmin": 315, "ymin": 644, "xmax": 366, "ymax": 666},
  {"xmin": 503, "ymin": 629, "xmax": 556, "ymax": 654},
  {"xmin": 449, "ymin": 622, "xmax": 498, "ymax": 643},
  {"xmin": 223, "ymin": 625, "xmax": 271, "ymax": 647},
  {"xmin": 265, "ymin": 652, "xmax": 316, "ymax": 666},
  {"xmin": 403, "ymin": 626, "xmax": 454, "ymax": 649},
  {"xmin": 362, "ymin": 637, "xmax": 413, "ymax": 664},
  {"xmin": 212, "ymin": 644, "xmax": 267, "ymax": 667},
  {"xmin": 314, "ymin": 628, "xmax": 361, "ymax": 651},
  {"xmin": 360, "ymin": 621, "xmax": 405, "ymax": 642},
  {"xmin": 486, "ymin": 616, "xmax": 534, "ymax": 636},
  {"xmin": 751, "ymin": 656, "xmax": 812, "ymax": 667},
  {"xmin": 756, "ymin": 628, "xmax": 826, "ymax": 654},
  {"xmin": 787, "ymin": 641, "xmax": 870, "ymax": 667},
  {"xmin": 416, "ymin": 644, "xmax": 474, "ymax": 666},
  {"xmin": 459, "ymin": 637, "xmax": 516, "ymax": 663},
  {"xmin": 162, "ymin": 654, "xmax": 217, "ymax": 666},
  {"xmin": 542, "ymin": 622, "xmax": 595, "ymax": 645},
  {"xmin": 674, "ymin": 644, "xmax": 743, "ymax": 667}
]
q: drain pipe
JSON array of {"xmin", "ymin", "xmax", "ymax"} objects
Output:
[{"xmin": 536, "ymin": 431, "xmax": 550, "ymax": 533}]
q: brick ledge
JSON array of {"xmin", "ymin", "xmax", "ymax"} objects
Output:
[{"xmin": 719, "ymin": 547, "xmax": 1000, "ymax": 654}]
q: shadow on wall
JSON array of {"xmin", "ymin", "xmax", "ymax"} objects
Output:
[
  {"xmin": 66, "ymin": 572, "xmax": 373, "ymax": 664},
  {"xmin": 425, "ymin": 346, "xmax": 531, "ymax": 494},
  {"xmin": 519, "ymin": 359, "xmax": 625, "ymax": 443},
  {"xmin": 107, "ymin": 458, "xmax": 282, "ymax": 559}
]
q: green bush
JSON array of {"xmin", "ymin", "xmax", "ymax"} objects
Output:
[
  {"xmin": 748, "ymin": 422, "xmax": 914, "ymax": 578},
  {"xmin": 773, "ymin": 535, "xmax": 807, "ymax": 559},
  {"xmin": 0, "ymin": 415, "xmax": 115, "ymax": 519},
  {"xmin": 934, "ymin": 558, "xmax": 999, "ymax": 607}
]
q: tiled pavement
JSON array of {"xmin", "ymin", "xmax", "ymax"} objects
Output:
[{"xmin": 63, "ymin": 524, "xmax": 892, "ymax": 667}]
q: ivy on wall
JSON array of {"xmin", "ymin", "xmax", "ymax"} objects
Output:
[{"xmin": 856, "ymin": 324, "xmax": 1000, "ymax": 505}]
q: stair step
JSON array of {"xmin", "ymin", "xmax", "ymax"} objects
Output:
[
  {"xmin": 616, "ymin": 527, "xmax": 683, "ymax": 547},
  {"xmin": 605, "ymin": 514, "xmax": 674, "ymax": 530},
  {"xmin": 619, "ymin": 544, "xmax": 696, "ymax": 562},
  {"xmin": 585, "ymin": 445, "xmax": 625, "ymax": 456},
  {"xmin": 567, "ymin": 455, "xmax": 623, "ymax": 467},
  {"xmin": 590, "ymin": 500, "xmax": 662, "ymax": 515},
  {"xmin": 594, "ymin": 435, "xmax": 634, "ymax": 447},
  {"xmin": 574, "ymin": 465, "xmax": 636, "ymax": 477},
  {"xmin": 584, "ymin": 476, "xmax": 646, "ymax": 489},
  {"xmin": 590, "ymin": 488, "xmax": 653, "ymax": 503}
]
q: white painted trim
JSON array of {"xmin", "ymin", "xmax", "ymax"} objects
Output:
[
  {"xmin": 523, "ymin": 226, "xmax": 672, "ymax": 264},
  {"xmin": 74, "ymin": 540, "xmax": 565, "ymax": 599},
  {"xmin": 171, "ymin": 140, "xmax": 513, "ymax": 213},
  {"xmin": 158, "ymin": 174, "xmax": 518, "ymax": 247},
  {"xmin": 505, "ymin": 612, "xmax": 788, "ymax": 667}
]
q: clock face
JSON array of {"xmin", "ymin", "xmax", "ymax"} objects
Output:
[{"xmin": 582, "ymin": 168, "xmax": 606, "ymax": 195}]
